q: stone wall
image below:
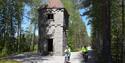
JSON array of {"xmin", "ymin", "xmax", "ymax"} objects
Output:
[
  {"xmin": 39, "ymin": 8, "xmax": 67, "ymax": 56},
  {"xmin": 48, "ymin": 9, "xmax": 65, "ymax": 55}
]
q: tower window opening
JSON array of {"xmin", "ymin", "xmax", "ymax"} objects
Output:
[{"xmin": 48, "ymin": 14, "xmax": 54, "ymax": 19}]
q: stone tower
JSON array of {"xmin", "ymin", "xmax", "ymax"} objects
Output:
[{"xmin": 38, "ymin": 0, "xmax": 69, "ymax": 56}]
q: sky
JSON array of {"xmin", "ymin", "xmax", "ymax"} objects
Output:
[
  {"xmin": 15, "ymin": 4, "xmax": 31, "ymax": 37},
  {"xmin": 79, "ymin": 9, "xmax": 91, "ymax": 36},
  {"xmin": 22, "ymin": 4, "xmax": 91, "ymax": 36},
  {"xmin": 22, "ymin": 4, "xmax": 31, "ymax": 32}
]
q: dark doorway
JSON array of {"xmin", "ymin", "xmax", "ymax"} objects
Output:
[{"xmin": 48, "ymin": 39, "xmax": 53, "ymax": 52}]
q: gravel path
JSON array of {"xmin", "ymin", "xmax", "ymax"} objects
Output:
[
  {"xmin": 6, "ymin": 50, "xmax": 96, "ymax": 63},
  {"xmin": 8, "ymin": 52, "xmax": 83, "ymax": 63}
]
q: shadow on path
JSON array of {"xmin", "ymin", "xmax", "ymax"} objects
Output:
[{"xmin": 0, "ymin": 52, "xmax": 50, "ymax": 63}]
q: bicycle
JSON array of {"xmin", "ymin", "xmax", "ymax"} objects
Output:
[{"xmin": 64, "ymin": 53, "xmax": 70, "ymax": 63}]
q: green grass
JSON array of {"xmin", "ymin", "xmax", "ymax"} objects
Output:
[{"xmin": 0, "ymin": 59, "xmax": 21, "ymax": 63}]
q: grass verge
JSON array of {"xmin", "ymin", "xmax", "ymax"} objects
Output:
[{"xmin": 0, "ymin": 59, "xmax": 21, "ymax": 63}]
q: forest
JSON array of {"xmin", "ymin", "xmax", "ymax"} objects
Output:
[
  {"xmin": 0, "ymin": 0, "xmax": 125, "ymax": 63},
  {"xmin": 0, "ymin": 0, "xmax": 89, "ymax": 56},
  {"xmin": 79, "ymin": 0, "xmax": 125, "ymax": 63}
]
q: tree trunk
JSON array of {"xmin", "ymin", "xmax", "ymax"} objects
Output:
[
  {"xmin": 121, "ymin": 0, "xmax": 124, "ymax": 63},
  {"xmin": 101, "ymin": 0, "xmax": 112, "ymax": 63},
  {"xmin": 32, "ymin": 23, "xmax": 37, "ymax": 51}
]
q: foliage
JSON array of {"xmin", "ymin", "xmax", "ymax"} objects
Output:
[
  {"xmin": 61, "ymin": 0, "xmax": 90, "ymax": 51},
  {"xmin": 28, "ymin": 0, "xmax": 41, "ymax": 51},
  {"xmin": 79, "ymin": 0, "xmax": 125, "ymax": 63},
  {"xmin": 0, "ymin": 0, "xmax": 24, "ymax": 56},
  {"xmin": 0, "ymin": 0, "xmax": 39, "ymax": 57}
]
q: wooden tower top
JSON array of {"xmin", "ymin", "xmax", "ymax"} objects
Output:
[{"xmin": 48, "ymin": 0, "xmax": 64, "ymax": 8}]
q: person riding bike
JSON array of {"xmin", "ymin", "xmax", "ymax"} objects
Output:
[
  {"xmin": 64, "ymin": 46, "xmax": 71, "ymax": 63},
  {"xmin": 81, "ymin": 46, "xmax": 88, "ymax": 62}
]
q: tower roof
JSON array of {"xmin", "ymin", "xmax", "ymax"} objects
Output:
[{"xmin": 48, "ymin": 0, "xmax": 64, "ymax": 8}]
